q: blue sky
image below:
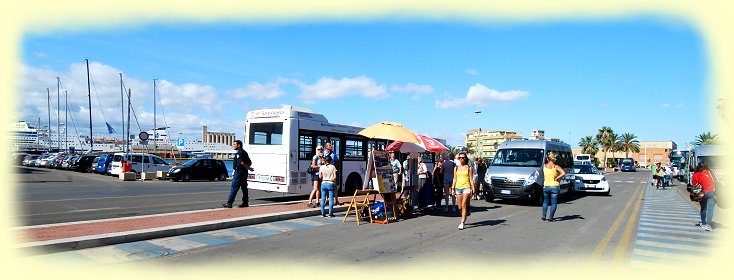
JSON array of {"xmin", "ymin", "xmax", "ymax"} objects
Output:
[{"xmin": 19, "ymin": 18, "xmax": 709, "ymax": 148}]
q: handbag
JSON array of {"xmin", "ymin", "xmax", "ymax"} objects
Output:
[
  {"xmin": 689, "ymin": 183, "xmax": 704, "ymax": 202},
  {"xmin": 307, "ymin": 165, "xmax": 317, "ymax": 175}
]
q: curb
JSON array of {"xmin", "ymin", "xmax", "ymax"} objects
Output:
[{"xmin": 17, "ymin": 205, "xmax": 348, "ymax": 255}]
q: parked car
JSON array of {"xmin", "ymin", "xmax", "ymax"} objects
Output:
[
  {"xmin": 71, "ymin": 155, "xmax": 97, "ymax": 172},
  {"xmin": 573, "ymin": 164, "xmax": 610, "ymax": 195},
  {"xmin": 22, "ymin": 155, "xmax": 41, "ymax": 166},
  {"xmin": 108, "ymin": 152, "xmax": 171, "ymax": 176},
  {"xmin": 36, "ymin": 154, "xmax": 54, "ymax": 167},
  {"xmin": 62, "ymin": 155, "xmax": 79, "ymax": 170},
  {"xmin": 95, "ymin": 153, "xmax": 114, "ymax": 174},
  {"xmin": 167, "ymin": 158, "xmax": 229, "ymax": 182},
  {"xmin": 12, "ymin": 153, "xmax": 30, "ymax": 165}
]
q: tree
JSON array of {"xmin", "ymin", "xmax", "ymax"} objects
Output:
[
  {"xmin": 596, "ymin": 126, "xmax": 615, "ymax": 168},
  {"xmin": 617, "ymin": 133, "xmax": 640, "ymax": 159},
  {"xmin": 578, "ymin": 135, "xmax": 599, "ymax": 156},
  {"xmin": 693, "ymin": 132, "xmax": 718, "ymax": 145}
]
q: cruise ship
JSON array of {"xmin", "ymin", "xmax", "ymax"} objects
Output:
[{"xmin": 9, "ymin": 121, "xmax": 122, "ymax": 153}]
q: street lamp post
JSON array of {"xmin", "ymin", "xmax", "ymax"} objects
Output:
[{"xmin": 474, "ymin": 110, "xmax": 481, "ymax": 158}]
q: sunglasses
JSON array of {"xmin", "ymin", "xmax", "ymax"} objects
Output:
[{"xmin": 457, "ymin": 157, "xmax": 466, "ymax": 159}]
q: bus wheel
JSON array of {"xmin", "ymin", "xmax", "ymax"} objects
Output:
[{"xmin": 344, "ymin": 173, "xmax": 362, "ymax": 196}]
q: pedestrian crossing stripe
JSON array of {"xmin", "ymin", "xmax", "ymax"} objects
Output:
[
  {"xmin": 25, "ymin": 216, "xmax": 342, "ymax": 264},
  {"xmin": 629, "ymin": 183, "xmax": 717, "ymax": 266}
]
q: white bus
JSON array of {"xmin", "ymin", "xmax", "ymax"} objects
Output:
[{"xmin": 243, "ymin": 105, "xmax": 389, "ymax": 196}]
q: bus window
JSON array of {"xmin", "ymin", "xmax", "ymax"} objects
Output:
[
  {"xmin": 368, "ymin": 141, "xmax": 376, "ymax": 152},
  {"xmin": 345, "ymin": 139, "xmax": 364, "ymax": 160},
  {"xmin": 249, "ymin": 122, "xmax": 283, "ymax": 145},
  {"xmin": 316, "ymin": 136, "xmax": 328, "ymax": 149},
  {"xmin": 299, "ymin": 135, "xmax": 314, "ymax": 159}
]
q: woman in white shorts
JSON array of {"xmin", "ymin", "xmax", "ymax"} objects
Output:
[{"xmin": 452, "ymin": 152, "xmax": 475, "ymax": 230}]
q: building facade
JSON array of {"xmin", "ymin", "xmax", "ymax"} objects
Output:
[
  {"xmin": 572, "ymin": 140, "xmax": 677, "ymax": 168},
  {"xmin": 202, "ymin": 126, "xmax": 235, "ymax": 146},
  {"xmin": 465, "ymin": 129, "xmax": 523, "ymax": 159}
]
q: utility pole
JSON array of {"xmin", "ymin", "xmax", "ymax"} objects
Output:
[
  {"xmin": 120, "ymin": 73, "xmax": 125, "ymax": 153},
  {"xmin": 153, "ymin": 79, "xmax": 157, "ymax": 152}
]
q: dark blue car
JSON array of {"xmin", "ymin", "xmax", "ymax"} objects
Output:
[
  {"xmin": 95, "ymin": 153, "xmax": 114, "ymax": 174},
  {"xmin": 620, "ymin": 158, "xmax": 636, "ymax": 172}
]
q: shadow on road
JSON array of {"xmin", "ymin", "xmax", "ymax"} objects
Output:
[
  {"xmin": 467, "ymin": 219, "xmax": 507, "ymax": 229},
  {"xmin": 14, "ymin": 167, "xmax": 50, "ymax": 174}
]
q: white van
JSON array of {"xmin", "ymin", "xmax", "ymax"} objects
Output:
[
  {"xmin": 108, "ymin": 152, "xmax": 171, "ymax": 175},
  {"xmin": 686, "ymin": 145, "xmax": 723, "ymax": 187},
  {"xmin": 484, "ymin": 140, "xmax": 574, "ymax": 205}
]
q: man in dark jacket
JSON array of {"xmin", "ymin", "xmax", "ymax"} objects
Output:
[{"xmin": 223, "ymin": 140, "xmax": 254, "ymax": 208}]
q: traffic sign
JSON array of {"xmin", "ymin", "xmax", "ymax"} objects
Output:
[
  {"xmin": 139, "ymin": 131, "xmax": 149, "ymax": 141},
  {"xmin": 177, "ymin": 138, "xmax": 185, "ymax": 147}
]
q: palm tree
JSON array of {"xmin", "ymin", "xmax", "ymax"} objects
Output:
[
  {"xmin": 693, "ymin": 132, "xmax": 718, "ymax": 145},
  {"xmin": 596, "ymin": 126, "xmax": 615, "ymax": 168},
  {"xmin": 578, "ymin": 136, "xmax": 599, "ymax": 155},
  {"xmin": 464, "ymin": 142, "xmax": 476, "ymax": 156},
  {"xmin": 617, "ymin": 133, "xmax": 640, "ymax": 159}
]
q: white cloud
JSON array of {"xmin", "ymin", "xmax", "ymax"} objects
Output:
[
  {"xmin": 600, "ymin": 102, "xmax": 608, "ymax": 108},
  {"xmin": 295, "ymin": 76, "xmax": 388, "ymax": 103},
  {"xmin": 677, "ymin": 103, "xmax": 684, "ymax": 108},
  {"xmin": 435, "ymin": 83, "xmax": 529, "ymax": 109},
  {"xmin": 466, "ymin": 69, "xmax": 479, "ymax": 75},
  {"xmin": 660, "ymin": 103, "xmax": 671, "ymax": 108},
  {"xmin": 390, "ymin": 83, "xmax": 433, "ymax": 94},
  {"xmin": 229, "ymin": 78, "xmax": 288, "ymax": 101}
]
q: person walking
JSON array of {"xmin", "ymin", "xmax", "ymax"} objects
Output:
[
  {"xmin": 452, "ymin": 152, "xmax": 475, "ymax": 230},
  {"xmin": 541, "ymin": 152, "xmax": 566, "ymax": 221},
  {"xmin": 442, "ymin": 153, "xmax": 456, "ymax": 211},
  {"xmin": 319, "ymin": 155, "xmax": 338, "ymax": 218},
  {"xmin": 307, "ymin": 146, "xmax": 324, "ymax": 208},
  {"xmin": 653, "ymin": 162, "xmax": 665, "ymax": 190},
  {"xmin": 402, "ymin": 154, "xmax": 411, "ymax": 191},
  {"xmin": 222, "ymin": 140, "xmax": 254, "ymax": 208},
  {"xmin": 474, "ymin": 157, "xmax": 487, "ymax": 200},
  {"xmin": 650, "ymin": 163, "xmax": 658, "ymax": 187},
  {"xmin": 692, "ymin": 161, "xmax": 717, "ymax": 231},
  {"xmin": 432, "ymin": 159, "xmax": 444, "ymax": 208}
]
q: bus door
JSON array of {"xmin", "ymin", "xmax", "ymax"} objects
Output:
[{"xmin": 330, "ymin": 137, "xmax": 342, "ymax": 188}]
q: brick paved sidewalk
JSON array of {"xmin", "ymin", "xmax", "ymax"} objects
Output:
[{"xmin": 15, "ymin": 198, "xmax": 361, "ymax": 254}]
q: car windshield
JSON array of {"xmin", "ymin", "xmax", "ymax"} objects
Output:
[
  {"xmin": 491, "ymin": 149, "xmax": 544, "ymax": 167},
  {"xmin": 181, "ymin": 159, "xmax": 199, "ymax": 167},
  {"xmin": 574, "ymin": 165, "xmax": 599, "ymax": 174},
  {"xmin": 622, "ymin": 159, "xmax": 633, "ymax": 164}
]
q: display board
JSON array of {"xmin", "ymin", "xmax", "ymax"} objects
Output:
[{"xmin": 363, "ymin": 150, "xmax": 396, "ymax": 193}]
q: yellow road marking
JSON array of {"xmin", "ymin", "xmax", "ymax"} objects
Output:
[
  {"xmin": 613, "ymin": 186, "xmax": 644, "ymax": 262},
  {"xmin": 589, "ymin": 184, "xmax": 644, "ymax": 263}
]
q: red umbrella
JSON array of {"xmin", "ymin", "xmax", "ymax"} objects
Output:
[
  {"xmin": 385, "ymin": 134, "xmax": 447, "ymax": 153},
  {"xmin": 416, "ymin": 134, "xmax": 448, "ymax": 152}
]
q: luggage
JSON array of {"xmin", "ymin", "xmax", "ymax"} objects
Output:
[{"xmin": 418, "ymin": 180, "xmax": 434, "ymax": 209}]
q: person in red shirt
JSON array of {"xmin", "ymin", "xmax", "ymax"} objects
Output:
[{"xmin": 691, "ymin": 161, "xmax": 717, "ymax": 231}]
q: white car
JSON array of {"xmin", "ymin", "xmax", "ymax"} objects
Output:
[
  {"xmin": 108, "ymin": 152, "xmax": 171, "ymax": 176},
  {"xmin": 573, "ymin": 164, "xmax": 610, "ymax": 195}
]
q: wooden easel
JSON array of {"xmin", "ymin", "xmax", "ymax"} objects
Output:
[{"xmin": 343, "ymin": 189, "xmax": 378, "ymax": 225}]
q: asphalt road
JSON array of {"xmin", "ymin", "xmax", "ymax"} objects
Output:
[
  {"xmin": 14, "ymin": 166, "xmax": 309, "ymax": 226},
  {"xmin": 146, "ymin": 171, "xmax": 652, "ymax": 265}
]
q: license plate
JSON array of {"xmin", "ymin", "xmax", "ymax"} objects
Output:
[
  {"xmin": 585, "ymin": 184, "xmax": 598, "ymax": 189},
  {"xmin": 500, "ymin": 190, "xmax": 511, "ymax": 195}
]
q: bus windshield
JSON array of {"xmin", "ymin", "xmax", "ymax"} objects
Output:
[
  {"xmin": 698, "ymin": 156, "xmax": 719, "ymax": 169},
  {"xmin": 491, "ymin": 149, "xmax": 544, "ymax": 167},
  {"xmin": 621, "ymin": 158, "xmax": 633, "ymax": 164}
]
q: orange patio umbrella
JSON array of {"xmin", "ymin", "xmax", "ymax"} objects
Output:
[{"xmin": 358, "ymin": 122, "xmax": 420, "ymax": 143}]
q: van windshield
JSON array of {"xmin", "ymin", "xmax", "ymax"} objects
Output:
[
  {"xmin": 491, "ymin": 149, "xmax": 544, "ymax": 167},
  {"xmin": 698, "ymin": 156, "xmax": 719, "ymax": 169}
]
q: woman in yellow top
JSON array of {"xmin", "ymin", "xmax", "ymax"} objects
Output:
[
  {"xmin": 452, "ymin": 152, "xmax": 476, "ymax": 230},
  {"xmin": 541, "ymin": 152, "xmax": 566, "ymax": 222}
]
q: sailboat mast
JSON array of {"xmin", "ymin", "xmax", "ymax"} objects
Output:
[
  {"xmin": 120, "ymin": 73, "xmax": 125, "ymax": 153},
  {"xmin": 86, "ymin": 59, "xmax": 93, "ymax": 152},
  {"xmin": 127, "ymin": 89, "xmax": 132, "ymax": 154},
  {"xmin": 37, "ymin": 117, "xmax": 41, "ymax": 150},
  {"xmin": 153, "ymin": 79, "xmax": 157, "ymax": 152},
  {"xmin": 47, "ymin": 88, "xmax": 50, "ymax": 152},
  {"xmin": 65, "ymin": 90, "xmax": 68, "ymax": 152},
  {"xmin": 57, "ymin": 77, "xmax": 60, "ymax": 151}
]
